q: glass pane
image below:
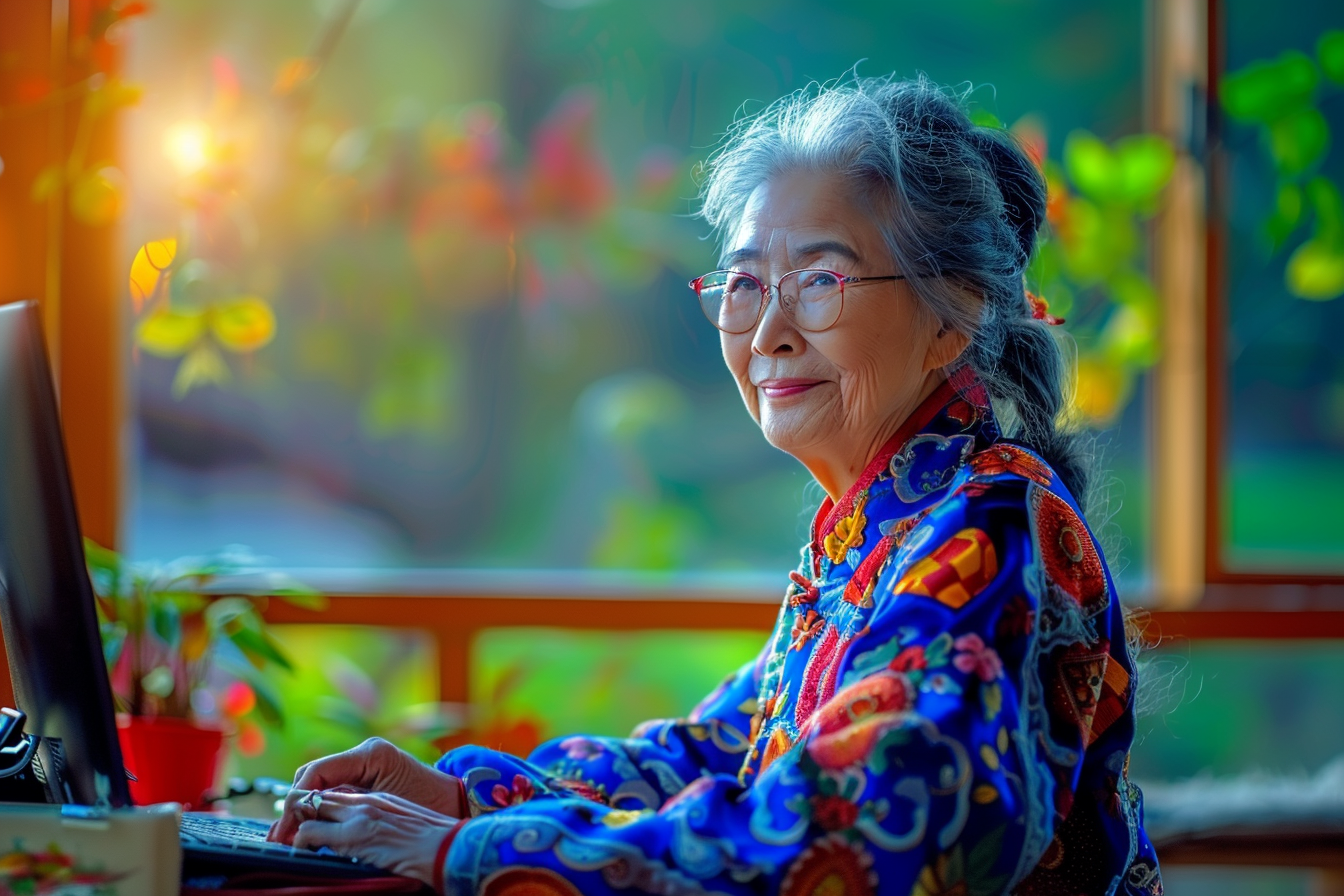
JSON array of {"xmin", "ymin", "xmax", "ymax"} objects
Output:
[
  {"xmin": 121, "ymin": 0, "xmax": 1149, "ymax": 586},
  {"xmin": 469, "ymin": 627, "xmax": 764, "ymax": 754},
  {"xmin": 1130, "ymin": 641, "xmax": 1344, "ymax": 781},
  {"xmin": 1219, "ymin": 0, "xmax": 1344, "ymax": 573},
  {"xmin": 219, "ymin": 625, "xmax": 444, "ymax": 781}
]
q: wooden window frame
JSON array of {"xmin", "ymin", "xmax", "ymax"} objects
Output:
[
  {"xmin": 3, "ymin": 0, "xmax": 1344, "ymax": 713},
  {"xmin": 1199, "ymin": 0, "xmax": 1344, "ymax": 597}
]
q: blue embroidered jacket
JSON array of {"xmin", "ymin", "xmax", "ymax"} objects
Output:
[{"xmin": 436, "ymin": 375, "xmax": 1161, "ymax": 896}]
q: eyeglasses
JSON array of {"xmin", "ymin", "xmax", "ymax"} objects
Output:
[{"xmin": 687, "ymin": 268, "xmax": 907, "ymax": 334}]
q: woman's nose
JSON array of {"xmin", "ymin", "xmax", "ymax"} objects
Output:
[{"xmin": 751, "ymin": 286, "xmax": 800, "ymax": 356}]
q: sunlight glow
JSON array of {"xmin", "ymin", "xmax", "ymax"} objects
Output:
[{"xmin": 164, "ymin": 122, "xmax": 212, "ymax": 176}]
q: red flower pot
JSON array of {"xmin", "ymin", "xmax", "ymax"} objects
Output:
[{"xmin": 117, "ymin": 715, "xmax": 224, "ymax": 808}]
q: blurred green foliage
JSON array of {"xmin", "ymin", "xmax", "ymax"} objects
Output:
[
  {"xmin": 1219, "ymin": 2, "xmax": 1344, "ymax": 575},
  {"xmin": 227, "ymin": 625, "xmax": 461, "ymax": 777},
  {"xmin": 1024, "ymin": 124, "xmax": 1174, "ymax": 425},
  {"xmin": 470, "ymin": 628, "xmax": 764, "ymax": 751},
  {"xmin": 1219, "ymin": 30, "xmax": 1344, "ymax": 301}
]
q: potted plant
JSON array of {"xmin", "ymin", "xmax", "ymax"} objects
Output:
[{"xmin": 84, "ymin": 539, "xmax": 324, "ymax": 807}]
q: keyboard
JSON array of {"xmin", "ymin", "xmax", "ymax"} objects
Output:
[{"xmin": 180, "ymin": 812, "xmax": 392, "ymax": 880}]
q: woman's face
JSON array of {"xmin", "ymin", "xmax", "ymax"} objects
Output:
[{"xmin": 719, "ymin": 168, "xmax": 960, "ymax": 496}]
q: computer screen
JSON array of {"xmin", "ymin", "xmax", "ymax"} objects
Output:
[{"xmin": 0, "ymin": 300, "xmax": 131, "ymax": 807}]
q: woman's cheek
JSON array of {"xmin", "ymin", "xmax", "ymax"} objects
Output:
[{"xmin": 721, "ymin": 337, "xmax": 760, "ymax": 422}]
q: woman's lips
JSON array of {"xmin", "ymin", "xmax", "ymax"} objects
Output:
[{"xmin": 757, "ymin": 378, "xmax": 824, "ymax": 398}]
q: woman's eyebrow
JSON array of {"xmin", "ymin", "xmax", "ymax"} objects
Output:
[
  {"xmin": 793, "ymin": 240, "xmax": 860, "ymax": 263},
  {"xmin": 720, "ymin": 247, "xmax": 762, "ymax": 269},
  {"xmin": 720, "ymin": 240, "xmax": 860, "ymax": 269}
]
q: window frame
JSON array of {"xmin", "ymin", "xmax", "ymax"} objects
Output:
[
  {"xmin": 1200, "ymin": 0, "xmax": 1344, "ymax": 594},
  {"xmin": 5, "ymin": 0, "xmax": 1344, "ymax": 718}
]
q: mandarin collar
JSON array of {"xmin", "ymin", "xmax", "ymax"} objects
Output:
[{"xmin": 808, "ymin": 366, "xmax": 999, "ymax": 556}]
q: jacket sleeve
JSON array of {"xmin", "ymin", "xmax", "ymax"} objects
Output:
[
  {"xmin": 436, "ymin": 631, "xmax": 773, "ymax": 814},
  {"xmin": 437, "ymin": 475, "xmax": 1115, "ymax": 895}
]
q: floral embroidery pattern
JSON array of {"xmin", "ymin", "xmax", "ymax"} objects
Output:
[
  {"xmin": 780, "ymin": 834, "xmax": 877, "ymax": 896},
  {"xmin": 823, "ymin": 494, "xmax": 868, "ymax": 564},
  {"xmin": 435, "ymin": 377, "xmax": 1160, "ymax": 896},
  {"xmin": 953, "ymin": 632, "xmax": 1004, "ymax": 682},
  {"xmin": 968, "ymin": 443, "xmax": 1053, "ymax": 486},
  {"xmin": 490, "ymin": 773, "xmax": 536, "ymax": 808},
  {"xmin": 790, "ymin": 609, "xmax": 824, "ymax": 651}
]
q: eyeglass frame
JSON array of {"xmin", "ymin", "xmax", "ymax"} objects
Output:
[{"xmin": 687, "ymin": 268, "xmax": 909, "ymax": 334}]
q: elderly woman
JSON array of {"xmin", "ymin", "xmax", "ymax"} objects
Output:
[{"xmin": 269, "ymin": 75, "xmax": 1161, "ymax": 895}]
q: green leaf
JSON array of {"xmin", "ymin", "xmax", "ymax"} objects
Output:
[
  {"xmin": 1318, "ymin": 30, "xmax": 1344, "ymax": 85},
  {"xmin": 1307, "ymin": 177, "xmax": 1344, "ymax": 238},
  {"xmin": 1267, "ymin": 107, "xmax": 1330, "ymax": 176},
  {"xmin": 228, "ymin": 625, "xmax": 294, "ymax": 672},
  {"xmin": 1062, "ymin": 131, "xmax": 1116, "ymax": 202},
  {"xmin": 204, "ymin": 596, "xmax": 257, "ymax": 632},
  {"xmin": 1266, "ymin": 182, "xmax": 1305, "ymax": 250},
  {"xmin": 171, "ymin": 342, "xmax": 230, "ymax": 398},
  {"xmin": 968, "ymin": 108, "xmax": 1003, "ymax": 129},
  {"xmin": 1113, "ymin": 134, "xmax": 1175, "ymax": 207},
  {"xmin": 1057, "ymin": 199, "xmax": 1136, "ymax": 284},
  {"xmin": 967, "ymin": 824, "xmax": 1007, "ymax": 884},
  {"xmin": 149, "ymin": 599, "xmax": 181, "ymax": 648},
  {"xmin": 1103, "ymin": 303, "xmax": 1160, "ymax": 367},
  {"xmin": 160, "ymin": 591, "xmax": 208, "ymax": 614},
  {"xmin": 924, "ymin": 632, "xmax": 953, "ymax": 668},
  {"xmin": 1286, "ymin": 238, "xmax": 1344, "ymax": 300},
  {"xmin": 275, "ymin": 588, "xmax": 327, "ymax": 611},
  {"xmin": 83, "ymin": 538, "xmax": 123, "ymax": 576},
  {"xmin": 1109, "ymin": 269, "xmax": 1161, "ymax": 316},
  {"xmin": 1219, "ymin": 50, "xmax": 1319, "ymax": 123}
]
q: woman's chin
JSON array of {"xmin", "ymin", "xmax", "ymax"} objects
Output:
[{"xmin": 759, "ymin": 412, "xmax": 828, "ymax": 459}]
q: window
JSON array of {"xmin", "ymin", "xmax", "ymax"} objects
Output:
[
  {"xmin": 1209, "ymin": 0, "xmax": 1344, "ymax": 579},
  {"xmin": 117, "ymin": 0, "xmax": 1153, "ymax": 593}
]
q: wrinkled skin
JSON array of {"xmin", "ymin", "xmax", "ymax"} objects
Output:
[
  {"xmin": 718, "ymin": 169, "xmax": 968, "ymax": 499},
  {"xmin": 267, "ymin": 737, "xmax": 464, "ymax": 886}
]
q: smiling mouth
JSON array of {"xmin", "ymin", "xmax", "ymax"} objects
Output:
[{"xmin": 757, "ymin": 379, "xmax": 824, "ymax": 399}]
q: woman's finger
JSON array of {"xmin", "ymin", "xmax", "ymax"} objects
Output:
[
  {"xmin": 266, "ymin": 788, "xmax": 309, "ymax": 843},
  {"xmin": 292, "ymin": 818, "xmax": 358, "ymax": 855},
  {"xmin": 309, "ymin": 789, "xmax": 454, "ymax": 825},
  {"xmin": 267, "ymin": 787, "xmax": 327, "ymax": 843},
  {"xmin": 289, "ymin": 807, "xmax": 453, "ymax": 885},
  {"xmin": 292, "ymin": 750, "xmax": 371, "ymax": 791}
]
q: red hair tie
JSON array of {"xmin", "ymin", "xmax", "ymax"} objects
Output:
[{"xmin": 1027, "ymin": 291, "xmax": 1065, "ymax": 326}]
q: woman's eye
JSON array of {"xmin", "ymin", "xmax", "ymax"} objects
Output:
[
  {"xmin": 800, "ymin": 271, "xmax": 840, "ymax": 289},
  {"xmin": 727, "ymin": 274, "xmax": 760, "ymax": 294}
]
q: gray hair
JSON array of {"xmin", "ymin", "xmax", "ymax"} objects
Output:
[{"xmin": 697, "ymin": 74, "xmax": 1091, "ymax": 508}]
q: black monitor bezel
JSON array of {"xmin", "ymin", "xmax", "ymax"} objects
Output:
[{"xmin": 0, "ymin": 300, "xmax": 131, "ymax": 807}]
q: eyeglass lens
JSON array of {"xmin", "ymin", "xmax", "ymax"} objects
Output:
[{"xmin": 696, "ymin": 269, "xmax": 845, "ymax": 333}]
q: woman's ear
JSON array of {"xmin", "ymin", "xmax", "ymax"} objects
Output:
[{"xmin": 923, "ymin": 326, "xmax": 971, "ymax": 371}]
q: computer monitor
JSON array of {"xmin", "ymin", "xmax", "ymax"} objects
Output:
[{"xmin": 0, "ymin": 299, "xmax": 131, "ymax": 807}]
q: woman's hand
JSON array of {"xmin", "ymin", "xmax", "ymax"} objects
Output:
[
  {"xmin": 275, "ymin": 789, "xmax": 460, "ymax": 886},
  {"xmin": 267, "ymin": 738, "xmax": 465, "ymax": 844}
]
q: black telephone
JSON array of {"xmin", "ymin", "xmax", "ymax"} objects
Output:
[{"xmin": 0, "ymin": 706, "xmax": 55, "ymax": 803}]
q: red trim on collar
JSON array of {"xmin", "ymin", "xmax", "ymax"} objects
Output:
[{"xmin": 810, "ymin": 378, "xmax": 958, "ymax": 565}]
